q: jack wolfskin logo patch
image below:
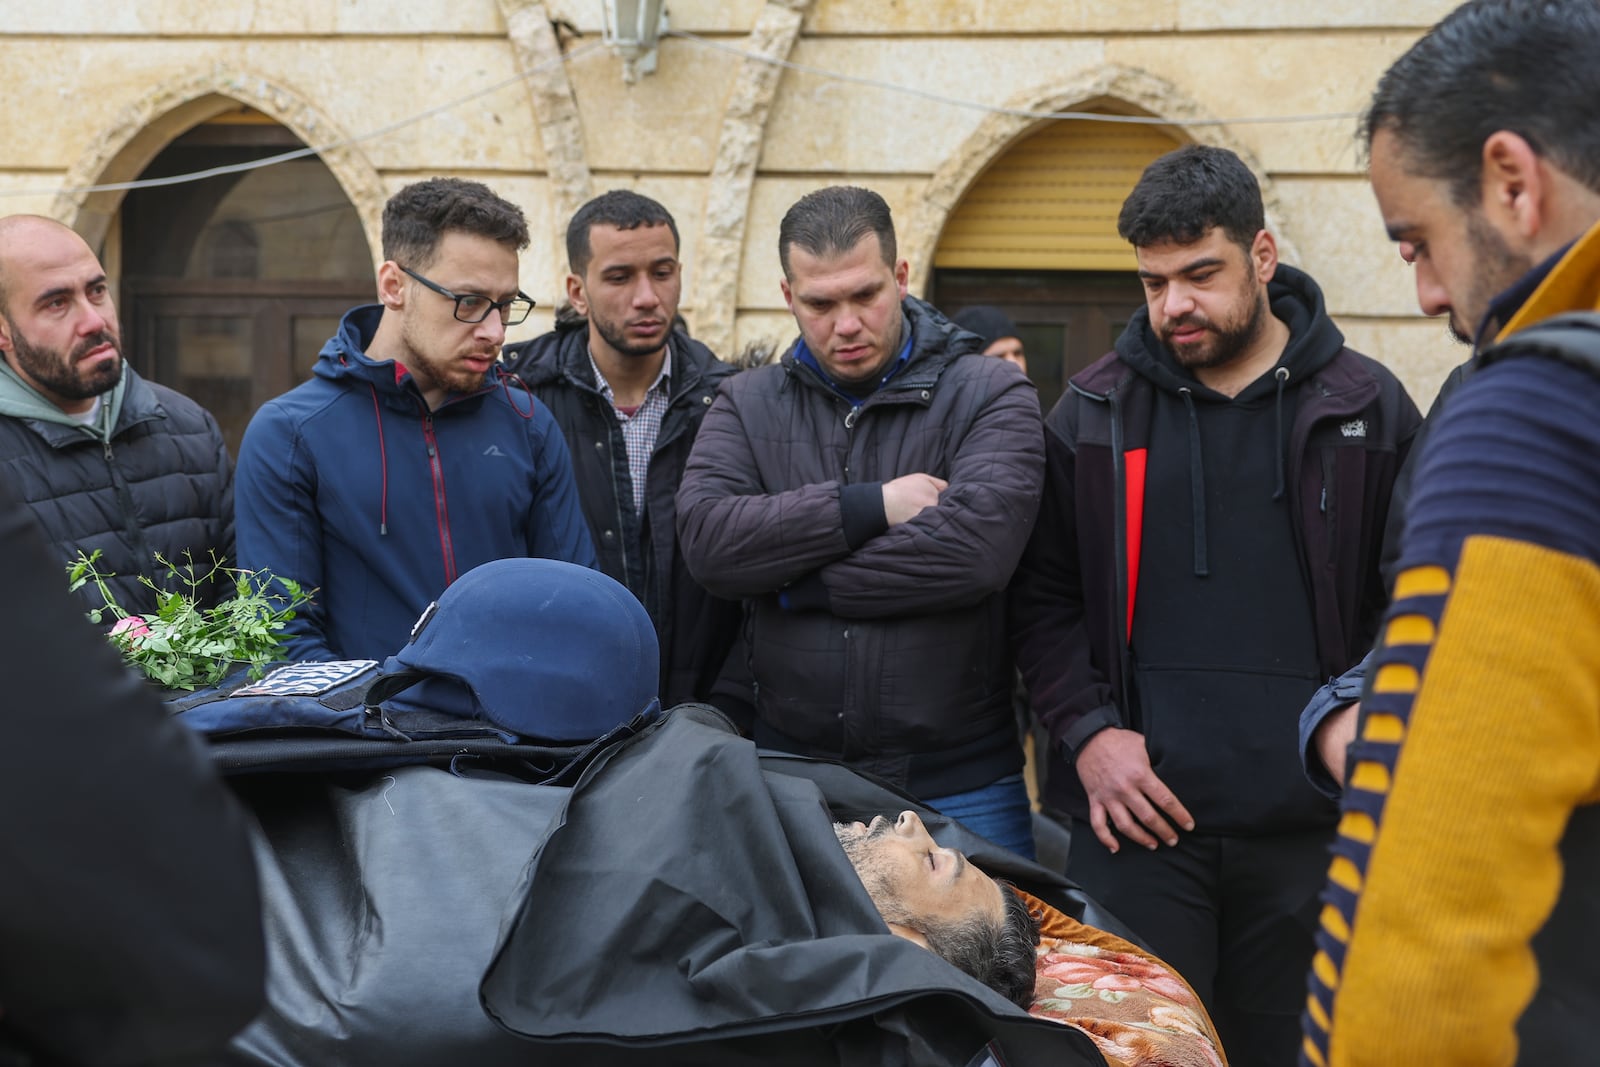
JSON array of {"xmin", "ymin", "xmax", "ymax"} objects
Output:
[
  {"xmin": 1340, "ymin": 419, "xmax": 1368, "ymax": 439},
  {"xmin": 483, "ymin": 444, "xmax": 506, "ymax": 457}
]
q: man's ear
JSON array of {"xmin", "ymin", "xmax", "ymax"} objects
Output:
[
  {"xmin": 893, "ymin": 258, "xmax": 910, "ymax": 301},
  {"xmin": 780, "ymin": 275, "xmax": 795, "ymax": 313},
  {"xmin": 885, "ymin": 921, "xmax": 930, "ymax": 949},
  {"xmin": 1250, "ymin": 229, "xmax": 1279, "ymax": 285},
  {"xmin": 565, "ymin": 272, "xmax": 588, "ymax": 317},
  {"xmin": 376, "ymin": 261, "xmax": 407, "ymax": 311},
  {"xmin": 1481, "ymin": 130, "xmax": 1546, "ymax": 241}
]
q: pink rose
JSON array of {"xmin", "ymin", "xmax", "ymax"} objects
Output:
[{"xmin": 110, "ymin": 615, "xmax": 152, "ymax": 645}]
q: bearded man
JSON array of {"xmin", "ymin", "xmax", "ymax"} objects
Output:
[
  {"xmin": 834, "ymin": 809, "xmax": 1038, "ymax": 1007},
  {"xmin": 234, "ymin": 178, "xmax": 594, "ymax": 662},
  {"xmin": 504, "ymin": 190, "xmax": 739, "ymax": 709},
  {"xmin": 0, "ymin": 214, "xmax": 233, "ymax": 616},
  {"xmin": 1008, "ymin": 144, "xmax": 1421, "ymax": 1067}
]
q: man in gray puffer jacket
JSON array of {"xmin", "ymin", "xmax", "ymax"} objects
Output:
[
  {"xmin": 0, "ymin": 215, "xmax": 233, "ymax": 617},
  {"xmin": 678, "ymin": 186, "xmax": 1044, "ymax": 857}
]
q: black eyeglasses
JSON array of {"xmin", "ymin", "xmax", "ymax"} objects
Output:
[{"xmin": 400, "ymin": 266, "xmax": 536, "ymax": 325}]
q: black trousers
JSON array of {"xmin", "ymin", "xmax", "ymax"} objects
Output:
[{"xmin": 1067, "ymin": 821, "xmax": 1333, "ymax": 1067}]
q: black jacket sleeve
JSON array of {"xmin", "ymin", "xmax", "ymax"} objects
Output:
[
  {"xmin": 1007, "ymin": 409, "xmax": 1122, "ymax": 756},
  {"xmin": 0, "ymin": 484, "xmax": 265, "ymax": 1065}
]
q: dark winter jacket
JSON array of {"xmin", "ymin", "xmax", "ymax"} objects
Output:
[
  {"xmin": 677, "ymin": 296, "xmax": 1044, "ymax": 798},
  {"xmin": 1010, "ymin": 265, "xmax": 1421, "ymax": 831},
  {"xmin": 235, "ymin": 305, "xmax": 596, "ymax": 663},
  {"xmin": 504, "ymin": 323, "xmax": 741, "ymax": 706},
  {"xmin": 0, "ymin": 362, "xmax": 233, "ymax": 616},
  {"xmin": 1297, "ymin": 355, "xmax": 1476, "ymax": 799},
  {"xmin": 0, "ymin": 484, "xmax": 263, "ymax": 1065}
]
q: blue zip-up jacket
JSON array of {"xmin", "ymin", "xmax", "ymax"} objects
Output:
[{"xmin": 235, "ymin": 305, "xmax": 597, "ymax": 662}]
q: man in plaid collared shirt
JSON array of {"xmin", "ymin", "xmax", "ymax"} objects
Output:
[
  {"xmin": 587, "ymin": 345, "xmax": 669, "ymax": 517},
  {"xmin": 505, "ymin": 191, "xmax": 742, "ymax": 712}
]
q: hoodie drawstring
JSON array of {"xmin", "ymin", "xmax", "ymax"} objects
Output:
[
  {"xmin": 1177, "ymin": 387, "xmax": 1208, "ymax": 577},
  {"xmin": 368, "ymin": 384, "xmax": 389, "ymax": 535},
  {"xmin": 500, "ymin": 371, "xmax": 536, "ymax": 419},
  {"xmin": 1272, "ymin": 366, "xmax": 1290, "ymax": 501}
]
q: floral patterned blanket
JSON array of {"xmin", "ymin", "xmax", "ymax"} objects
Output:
[{"xmin": 1020, "ymin": 891, "xmax": 1227, "ymax": 1067}]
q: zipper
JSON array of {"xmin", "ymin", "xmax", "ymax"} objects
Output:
[
  {"xmin": 103, "ymin": 438, "xmax": 157, "ymax": 586},
  {"xmin": 421, "ymin": 414, "xmax": 458, "ymax": 584},
  {"xmin": 842, "ymin": 403, "xmax": 859, "ymax": 481},
  {"xmin": 1320, "ymin": 447, "xmax": 1337, "ymax": 566}
]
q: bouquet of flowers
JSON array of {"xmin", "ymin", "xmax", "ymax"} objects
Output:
[{"xmin": 68, "ymin": 550, "xmax": 311, "ymax": 691}]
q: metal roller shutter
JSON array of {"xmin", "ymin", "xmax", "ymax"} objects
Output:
[{"xmin": 934, "ymin": 118, "xmax": 1183, "ymax": 271}]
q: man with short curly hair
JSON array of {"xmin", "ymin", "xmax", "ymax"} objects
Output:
[
  {"xmin": 1010, "ymin": 144, "xmax": 1421, "ymax": 1067},
  {"xmin": 235, "ymin": 178, "xmax": 595, "ymax": 661}
]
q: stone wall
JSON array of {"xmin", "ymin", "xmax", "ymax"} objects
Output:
[{"xmin": 0, "ymin": 0, "xmax": 1466, "ymax": 402}]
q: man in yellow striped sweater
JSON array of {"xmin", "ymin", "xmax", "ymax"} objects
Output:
[{"xmin": 1302, "ymin": 2, "xmax": 1600, "ymax": 1064}]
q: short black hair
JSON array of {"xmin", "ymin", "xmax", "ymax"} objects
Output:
[
  {"xmin": 1364, "ymin": 0, "xmax": 1600, "ymax": 206},
  {"xmin": 381, "ymin": 178, "xmax": 530, "ymax": 268},
  {"xmin": 1117, "ymin": 144, "xmax": 1265, "ymax": 253},
  {"xmin": 567, "ymin": 189, "xmax": 680, "ymax": 276},
  {"xmin": 778, "ymin": 186, "xmax": 897, "ymax": 279},
  {"xmin": 921, "ymin": 879, "xmax": 1040, "ymax": 1008}
]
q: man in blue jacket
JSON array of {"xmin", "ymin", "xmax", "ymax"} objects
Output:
[{"xmin": 235, "ymin": 178, "xmax": 596, "ymax": 662}]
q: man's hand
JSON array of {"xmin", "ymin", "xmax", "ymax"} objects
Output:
[
  {"xmin": 1314, "ymin": 702, "xmax": 1359, "ymax": 787},
  {"xmin": 1075, "ymin": 727, "xmax": 1195, "ymax": 853},
  {"xmin": 881, "ymin": 473, "xmax": 948, "ymax": 526}
]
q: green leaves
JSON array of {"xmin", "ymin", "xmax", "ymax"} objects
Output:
[{"xmin": 69, "ymin": 550, "xmax": 314, "ymax": 692}]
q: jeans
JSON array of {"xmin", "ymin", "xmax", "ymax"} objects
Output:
[{"xmin": 924, "ymin": 773, "xmax": 1036, "ymax": 859}]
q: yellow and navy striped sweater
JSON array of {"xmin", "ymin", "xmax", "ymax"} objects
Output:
[{"xmin": 1303, "ymin": 222, "xmax": 1600, "ymax": 1067}]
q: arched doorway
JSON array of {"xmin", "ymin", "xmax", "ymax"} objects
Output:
[
  {"xmin": 931, "ymin": 113, "xmax": 1184, "ymax": 413},
  {"xmin": 117, "ymin": 105, "xmax": 376, "ymax": 453}
]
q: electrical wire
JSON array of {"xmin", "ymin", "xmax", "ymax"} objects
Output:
[
  {"xmin": 665, "ymin": 29, "xmax": 1362, "ymax": 127},
  {"xmin": 3, "ymin": 39, "xmax": 605, "ymax": 199},
  {"xmin": 3, "ymin": 24, "xmax": 1367, "ymax": 200}
]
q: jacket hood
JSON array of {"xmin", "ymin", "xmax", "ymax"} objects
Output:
[
  {"xmin": 1112, "ymin": 263, "xmax": 1345, "ymax": 402},
  {"xmin": 313, "ymin": 304, "xmax": 404, "ymax": 390},
  {"xmin": 903, "ymin": 293, "xmax": 987, "ymax": 366},
  {"xmin": 315, "ymin": 303, "xmax": 528, "ymax": 411},
  {"xmin": 0, "ymin": 357, "xmax": 128, "ymax": 441},
  {"xmin": 782, "ymin": 294, "xmax": 986, "ymax": 396}
]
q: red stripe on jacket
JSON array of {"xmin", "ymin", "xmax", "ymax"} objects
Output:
[{"xmin": 1124, "ymin": 447, "xmax": 1147, "ymax": 642}]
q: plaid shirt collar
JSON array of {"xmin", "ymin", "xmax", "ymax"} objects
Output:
[{"xmin": 588, "ymin": 348, "xmax": 673, "ymax": 404}]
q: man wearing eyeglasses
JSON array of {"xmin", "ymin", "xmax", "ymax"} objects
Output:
[{"xmin": 235, "ymin": 177, "xmax": 596, "ymax": 662}]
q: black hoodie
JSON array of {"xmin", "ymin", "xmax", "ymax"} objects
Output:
[
  {"xmin": 1010, "ymin": 264, "xmax": 1423, "ymax": 832},
  {"xmin": 1120, "ymin": 265, "xmax": 1342, "ymax": 832}
]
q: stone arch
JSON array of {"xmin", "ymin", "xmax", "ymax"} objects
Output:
[
  {"xmin": 690, "ymin": 0, "xmax": 817, "ymax": 358},
  {"xmin": 904, "ymin": 63, "xmax": 1301, "ymax": 295},
  {"xmin": 498, "ymin": 0, "xmax": 595, "ymax": 294},
  {"xmin": 54, "ymin": 64, "xmax": 388, "ymax": 267}
]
